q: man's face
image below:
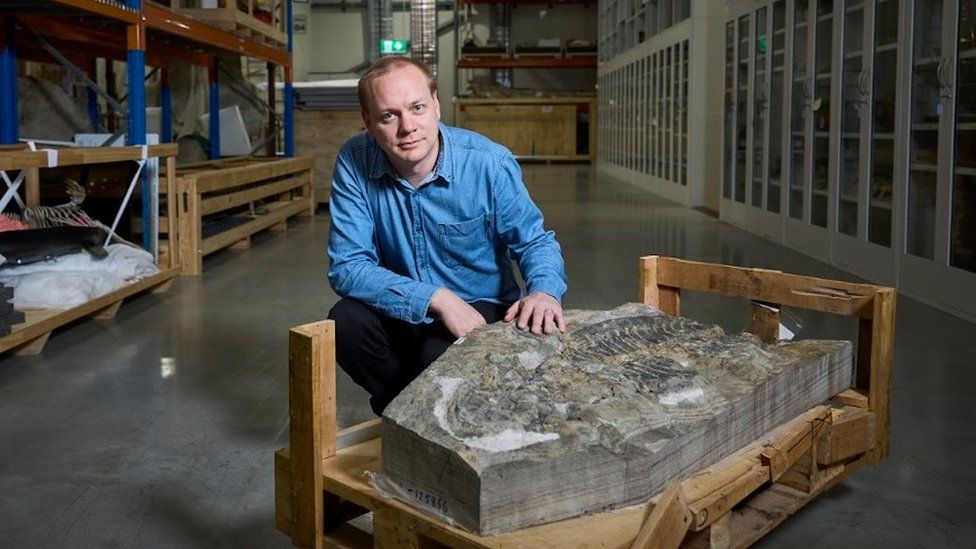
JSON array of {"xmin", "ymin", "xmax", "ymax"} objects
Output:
[{"xmin": 362, "ymin": 64, "xmax": 442, "ymax": 175}]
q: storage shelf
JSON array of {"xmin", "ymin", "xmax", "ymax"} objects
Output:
[
  {"xmin": 957, "ymin": 167, "xmax": 976, "ymax": 176},
  {"xmin": 911, "ymin": 162, "xmax": 938, "ymax": 172},
  {"xmin": 0, "ymin": 268, "xmax": 179, "ymax": 355}
]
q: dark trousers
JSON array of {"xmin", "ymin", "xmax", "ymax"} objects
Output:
[{"xmin": 327, "ymin": 297, "xmax": 507, "ymax": 415}]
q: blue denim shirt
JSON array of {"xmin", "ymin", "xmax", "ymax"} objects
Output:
[{"xmin": 327, "ymin": 123, "xmax": 567, "ymax": 324}]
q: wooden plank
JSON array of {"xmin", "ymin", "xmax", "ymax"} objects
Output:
[
  {"xmin": 229, "ymin": 236, "xmax": 251, "ymax": 250},
  {"xmin": 0, "ymin": 152, "xmax": 50, "ymax": 170},
  {"xmin": 26, "ymin": 167, "xmax": 40, "ymax": 207},
  {"xmin": 178, "ymin": 176, "xmax": 203, "ymax": 276},
  {"xmin": 93, "ymin": 300, "xmax": 123, "ymax": 320},
  {"xmin": 638, "ymin": 256, "xmax": 680, "ymax": 315},
  {"xmin": 817, "ymin": 408, "xmax": 876, "ymax": 466},
  {"xmin": 200, "ymin": 199, "xmax": 309, "ymax": 256},
  {"xmin": 12, "ymin": 332, "xmax": 51, "ymax": 356},
  {"xmin": 833, "ymin": 388, "xmax": 869, "ymax": 408},
  {"xmin": 288, "ymin": 322, "xmax": 329, "ymax": 549},
  {"xmin": 866, "ymin": 288, "xmax": 896, "ymax": 461},
  {"xmin": 199, "ymin": 171, "xmax": 310, "ymax": 215},
  {"xmin": 191, "ymin": 156, "xmax": 313, "ymax": 193},
  {"xmin": 747, "ymin": 301, "xmax": 780, "ymax": 344},
  {"xmin": 683, "ymin": 406, "xmax": 830, "ymax": 531},
  {"xmin": 166, "ymin": 155, "xmax": 179, "ymax": 269},
  {"xmin": 631, "ymin": 483, "xmax": 690, "ymax": 549},
  {"xmin": 649, "ymin": 256, "xmax": 878, "ymax": 318},
  {"xmin": 0, "ymin": 268, "xmax": 179, "ymax": 354},
  {"xmin": 337, "ymin": 418, "xmax": 382, "ymax": 450}
]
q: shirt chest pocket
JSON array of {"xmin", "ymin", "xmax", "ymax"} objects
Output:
[{"xmin": 437, "ymin": 214, "xmax": 491, "ymax": 269}]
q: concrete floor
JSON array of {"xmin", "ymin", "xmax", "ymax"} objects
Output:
[{"xmin": 0, "ymin": 164, "xmax": 973, "ymax": 547}]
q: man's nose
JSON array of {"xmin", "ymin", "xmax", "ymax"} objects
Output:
[{"xmin": 398, "ymin": 115, "xmax": 416, "ymax": 135}]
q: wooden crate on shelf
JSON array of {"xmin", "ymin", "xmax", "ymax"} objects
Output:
[
  {"xmin": 0, "ymin": 145, "xmax": 181, "ymax": 356},
  {"xmin": 274, "ymin": 255, "xmax": 895, "ymax": 548},
  {"xmin": 294, "ymin": 110, "xmax": 365, "ymax": 206},
  {"xmin": 170, "ymin": 155, "xmax": 314, "ymax": 276},
  {"xmin": 455, "ymin": 97, "xmax": 597, "ymax": 162},
  {"xmin": 165, "ymin": 0, "xmax": 287, "ymax": 47}
]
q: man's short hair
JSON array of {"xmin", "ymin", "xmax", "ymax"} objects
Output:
[{"xmin": 357, "ymin": 57, "xmax": 438, "ymax": 114}]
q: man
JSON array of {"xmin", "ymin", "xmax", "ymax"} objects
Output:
[{"xmin": 327, "ymin": 56, "xmax": 567, "ymax": 415}]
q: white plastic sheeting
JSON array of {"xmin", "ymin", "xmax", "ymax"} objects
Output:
[{"xmin": 0, "ymin": 244, "xmax": 159, "ymax": 310}]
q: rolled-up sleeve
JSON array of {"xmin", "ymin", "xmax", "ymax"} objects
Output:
[
  {"xmin": 491, "ymin": 153, "xmax": 567, "ymax": 302},
  {"xmin": 327, "ymin": 151, "xmax": 440, "ymax": 323}
]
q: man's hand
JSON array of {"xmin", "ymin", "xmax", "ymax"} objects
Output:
[
  {"xmin": 429, "ymin": 288, "xmax": 487, "ymax": 339},
  {"xmin": 504, "ymin": 292, "xmax": 565, "ymax": 336}
]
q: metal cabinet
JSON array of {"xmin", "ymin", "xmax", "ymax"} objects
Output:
[
  {"xmin": 900, "ymin": 0, "xmax": 976, "ymax": 319},
  {"xmin": 722, "ymin": 0, "xmax": 976, "ymax": 321}
]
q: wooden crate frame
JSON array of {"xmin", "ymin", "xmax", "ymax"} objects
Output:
[
  {"xmin": 172, "ymin": 156, "xmax": 314, "ymax": 276},
  {"xmin": 0, "ymin": 144, "xmax": 181, "ymax": 356},
  {"xmin": 274, "ymin": 255, "xmax": 895, "ymax": 548},
  {"xmin": 454, "ymin": 97, "xmax": 598, "ymax": 162}
]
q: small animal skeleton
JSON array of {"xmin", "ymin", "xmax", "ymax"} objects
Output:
[{"xmin": 6, "ymin": 180, "xmax": 136, "ymax": 246}]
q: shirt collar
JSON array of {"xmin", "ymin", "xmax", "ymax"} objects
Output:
[{"xmin": 367, "ymin": 123, "xmax": 455, "ymax": 186}]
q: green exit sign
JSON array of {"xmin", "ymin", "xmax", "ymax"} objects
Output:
[{"xmin": 380, "ymin": 39, "xmax": 410, "ymax": 55}]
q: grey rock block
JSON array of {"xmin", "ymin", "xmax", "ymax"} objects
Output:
[{"xmin": 382, "ymin": 304, "xmax": 853, "ymax": 535}]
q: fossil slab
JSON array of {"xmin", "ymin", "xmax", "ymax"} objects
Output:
[{"xmin": 381, "ymin": 304, "xmax": 853, "ymax": 535}]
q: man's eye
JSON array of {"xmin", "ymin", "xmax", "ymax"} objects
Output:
[
  {"xmin": 413, "ymin": 104, "xmax": 425, "ymax": 112},
  {"xmin": 381, "ymin": 112, "xmax": 395, "ymax": 121}
]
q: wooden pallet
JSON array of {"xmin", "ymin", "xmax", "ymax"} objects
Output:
[
  {"xmin": 167, "ymin": 0, "xmax": 287, "ymax": 47},
  {"xmin": 0, "ymin": 267, "xmax": 179, "ymax": 356},
  {"xmin": 167, "ymin": 156, "xmax": 315, "ymax": 276},
  {"xmin": 274, "ymin": 256, "xmax": 895, "ymax": 548}
]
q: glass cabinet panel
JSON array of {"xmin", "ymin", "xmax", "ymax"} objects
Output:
[
  {"xmin": 790, "ymin": 0, "xmax": 810, "ymax": 219},
  {"xmin": 951, "ymin": 0, "xmax": 976, "ymax": 272},
  {"xmin": 907, "ymin": 0, "xmax": 943, "ymax": 259},
  {"xmin": 768, "ymin": 1, "xmax": 786, "ymax": 213},
  {"xmin": 725, "ymin": 21, "xmax": 735, "ymax": 199},
  {"xmin": 839, "ymin": 0, "xmax": 864, "ymax": 237},
  {"xmin": 869, "ymin": 0, "xmax": 899, "ymax": 246},
  {"xmin": 811, "ymin": 0, "xmax": 833, "ymax": 228},
  {"xmin": 736, "ymin": 14, "xmax": 750, "ymax": 202},
  {"xmin": 753, "ymin": 7, "xmax": 769, "ymax": 208},
  {"xmin": 682, "ymin": 40, "xmax": 689, "ymax": 186}
]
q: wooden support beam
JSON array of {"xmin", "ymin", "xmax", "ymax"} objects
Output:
[
  {"xmin": 638, "ymin": 256, "xmax": 680, "ymax": 316},
  {"xmin": 13, "ymin": 332, "xmax": 50, "ymax": 356},
  {"xmin": 287, "ymin": 321, "xmax": 336, "ymax": 549},
  {"xmin": 817, "ymin": 408, "xmax": 876, "ymax": 466},
  {"xmin": 93, "ymin": 300, "xmax": 123, "ymax": 320},
  {"xmin": 630, "ymin": 484, "xmax": 690, "ymax": 549},
  {"xmin": 747, "ymin": 301, "xmax": 780, "ymax": 344},
  {"xmin": 229, "ymin": 236, "xmax": 251, "ymax": 250}
]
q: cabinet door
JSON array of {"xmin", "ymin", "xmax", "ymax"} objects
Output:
[
  {"xmin": 789, "ymin": 0, "xmax": 811, "ymax": 219},
  {"xmin": 810, "ymin": 0, "xmax": 834, "ymax": 229},
  {"xmin": 724, "ymin": 21, "xmax": 736, "ymax": 199},
  {"xmin": 867, "ymin": 0, "xmax": 900, "ymax": 247},
  {"xmin": 906, "ymin": 0, "xmax": 946, "ymax": 260},
  {"xmin": 838, "ymin": 0, "xmax": 867, "ymax": 238},
  {"xmin": 950, "ymin": 0, "xmax": 976, "ymax": 273},
  {"xmin": 736, "ymin": 13, "xmax": 751, "ymax": 203},
  {"xmin": 753, "ymin": 6, "xmax": 770, "ymax": 208},
  {"xmin": 768, "ymin": 0, "xmax": 787, "ymax": 213}
]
